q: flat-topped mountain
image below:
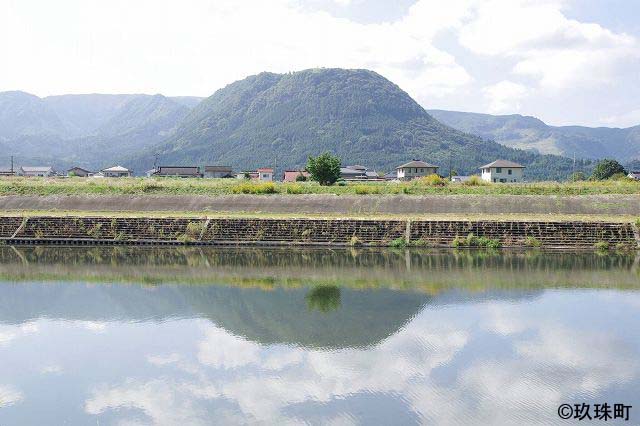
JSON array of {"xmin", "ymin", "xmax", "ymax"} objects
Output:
[{"xmin": 137, "ymin": 68, "xmax": 582, "ymax": 179}]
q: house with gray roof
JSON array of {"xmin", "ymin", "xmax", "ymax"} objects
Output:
[
  {"xmin": 0, "ymin": 167, "xmax": 16, "ymax": 176},
  {"xmin": 480, "ymin": 160, "xmax": 525, "ymax": 183},
  {"xmin": 67, "ymin": 167, "xmax": 93, "ymax": 177},
  {"xmin": 19, "ymin": 166, "xmax": 55, "ymax": 177},
  {"xmin": 395, "ymin": 160, "xmax": 439, "ymax": 181},
  {"xmin": 152, "ymin": 166, "xmax": 202, "ymax": 178},
  {"xmin": 101, "ymin": 165, "xmax": 132, "ymax": 178},
  {"xmin": 204, "ymin": 166, "xmax": 234, "ymax": 178}
]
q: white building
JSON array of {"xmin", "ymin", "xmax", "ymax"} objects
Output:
[
  {"xmin": 396, "ymin": 160, "xmax": 439, "ymax": 181},
  {"xmin": 480, "ymin": 160, "xmax": 525, "ymax": 183},
  {"xmin": 101, "ymin": 165, "xmax": 132, "ymax": 178},
  {"xmin": 257, "ymin": 168, "xmax": 274, "ymax": 182},
  {"xmin": 20, "ymin": 166, "xmax": 55, "ymax": 177},
  {"xmin": 204, "ymin": 166, "xmax": 234, "ymax": 178}
]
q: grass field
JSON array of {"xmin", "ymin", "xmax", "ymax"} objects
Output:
[
  {"xmin": 0, "ymin": 176, "xmax": 639, "ymax": 196},
  {"xmin": 1, "ymin": 209, "xmax": 638, "ymax": 223}
]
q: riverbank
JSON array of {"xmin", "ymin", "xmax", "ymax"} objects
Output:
[
  {"xmin": 2, "ymin": 193, "xmax": 640, "ymax": 216},
  {"xmin": 1, "ymin": 215, "xmax": 637, "ymax": 250},
  {"xmin": 1, "ymin": 176, "xmax": 639, "ymax": 196}
]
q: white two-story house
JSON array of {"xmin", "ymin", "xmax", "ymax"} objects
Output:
[
  {"xmin": 480, "ymin": 160, "xmax": 525, "ymax": 183},
  {"xmin": 396, "ymin": 160, "xmax": 439, "ymax": 181}
]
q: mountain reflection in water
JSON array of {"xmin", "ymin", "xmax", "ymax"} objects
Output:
[{"xmin": 0, "ymin": 246, "xmax": 638, "ymax": 425}]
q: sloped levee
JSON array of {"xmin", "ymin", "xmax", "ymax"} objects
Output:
[{"xmin": 0, "ymin": 216, "xmax": 637, "ymax": 249}]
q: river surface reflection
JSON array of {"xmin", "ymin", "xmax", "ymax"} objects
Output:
[{"xmin": 0, "ymin": 246, "xmax": 638, "ymax": 425}]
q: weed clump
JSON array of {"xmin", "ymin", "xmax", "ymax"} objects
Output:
[
  {"xmin": 231, "ymin": 182, "xmax": 277, "ymax": 194},
  {"xmin": 452, "ymin": 233, "xmax": 501, "ymax": 249}
]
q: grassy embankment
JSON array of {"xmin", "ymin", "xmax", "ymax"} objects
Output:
[
  {"xmin": 0, "ymin": 176, "xmax": 639, "ymax": 196},
  {"xmin": 1, "ymin": 210, "xmax": 638, "ymax": 223}
]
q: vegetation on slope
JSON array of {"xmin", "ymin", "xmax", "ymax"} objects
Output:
[
  {"xmin": 136, "ymin": 68, "xmax": 587, "ymax": 180},
  {"xmin": 428, "ymin": 109, "xmax": 640, "ymax": 163}
]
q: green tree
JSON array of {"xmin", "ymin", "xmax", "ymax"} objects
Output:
[
  {"xmin": 307, "ymin": 152, "xmax": 341, "ymax": 186},
  {"xmin": 569, "ymin": 171, "xmax": 585, "ymax": 181},
  {"xmin": 591, "ymin": 159, "xmax": 626, "ymax": 180},
  {"xmin": 305, "ymin": 285, "xmax": 341, "ymax": 313}
]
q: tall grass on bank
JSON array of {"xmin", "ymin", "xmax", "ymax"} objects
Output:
[{"xmin": 0, "ymin": 176, "xmax": 638, "ymax": 197}]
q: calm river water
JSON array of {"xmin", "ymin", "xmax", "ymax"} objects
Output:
[{"xmin": 0, "ymin": 246, "xmax": 638, "ymax": 425}]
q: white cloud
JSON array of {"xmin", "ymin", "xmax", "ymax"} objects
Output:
[
  {"xmin": 600, "ymin": 109, "xmax": 640, "ymax": 128},
  {"xmin": 0, "ymin": 322, "xmax": 39, "ymax": 346},
  {"xmin": 459, "ymin": 0, "xmax": 638, "ymax": 89},
  {"xmin": 483, "ymin": 80, "xmax": 529, "ymax": 113},
  {"xmin": 0, "ymin": 384, "xmax": 24, "ymax": 408},
  {"xmin": 0, "ymin": 1, "xmax": 637, "ymax": 128}
]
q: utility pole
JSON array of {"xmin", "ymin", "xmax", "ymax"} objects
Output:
[
  {"xmin": 10, "ymin": 155, "xmax": 13, "ymax": 174},
  {"xmin": 448, "ymin": 154, "xmax": 452, "ymax": 180},
  {"xmin": 274, "ymin": 155, "xmax": 278, "ymax": 182}
]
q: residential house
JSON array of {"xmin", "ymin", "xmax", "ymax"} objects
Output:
[
  {"xmin": 101, "ymin": 165, "xmax": 132, "ymax": 178},
  {"xmin": 340, "ymin": 165, "xmax": 380, "ymax": 181},
  {"xmin": 0, "ymin": 167, "xmax": 16, "ymax": 176},
  {"xmin": 152, "ymin": 166, "xmax": 202, "ymax": 178},
  {"xmin": 20, "ymin": 166, "xmax": 55, "ymax": 177},
  {"xmin": 204, "ymin": 166, "xmax": 234, "ymax": 178},
  {"xmin": 382, "ymin": 171, "xmax": 397, "ymax": 181},
  {"xmin": 480, "ymin": 160, "xmax": 525, "ymax": 183},
  {"xmin": 396, "ymin": 160, "xmax": 439, "ymax": 181},
  {"xmin": 283, "ymin": 170, "xmax": 310, "ymax": 182},
  {"xmin": 67, "ymin": 167, "xmax": 93, "ymax": 177},
  {"xmin": 237, "ymin": 171, "xmax": 259, "ymax": 180},
  {"xmin": 236, "ymin": 168, "xmax": 273, "ymax": 181},
  {"xmin": 257, "ymin": 168, "xmax": 274, "ymax": 182},
  {"xmin": 628, "ymin": 171, "xmax": 640, "ymax": 180}
]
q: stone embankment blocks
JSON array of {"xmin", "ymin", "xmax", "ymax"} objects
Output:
[{"xmin": 0, "ymin": 216, "xmax": 637, "ymax": 249}]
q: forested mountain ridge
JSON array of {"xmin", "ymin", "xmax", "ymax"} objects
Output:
[
  {"xmin": 428, "ymin": 109, "xmax": 640, "ymax": 162},
  {"xmin": 133, "ymin": 68, "xmax": 586, "ymax": 179},
  {"xmin": 0, "ymin": 92, "xmax": 200, "ymax": 170}
]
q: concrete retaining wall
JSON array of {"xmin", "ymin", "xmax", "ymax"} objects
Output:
[
  {"xmin": 1, "ymin": 216, "xmax": 637, "ymax": 249},
  {"xmin": 1, "ymin": 194, "xmax": 640, "ymax": 215}
]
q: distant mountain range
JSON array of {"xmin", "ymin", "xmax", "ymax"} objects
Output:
[
  {"xmin": 0, "ymin": 91, "xmax": 199, "ymax": 170},
  {"xmin": 5, "ymin": 68, "xmax": 638, "ymax": 179},
  {"xmin": 428, "ymin": 109, "xmax": 640, "ymax": 162}
]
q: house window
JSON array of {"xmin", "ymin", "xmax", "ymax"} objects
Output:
[
  {"xmin": 420, "ymin": 168, "xmax": 424, "ymax": 172},
  {"xmin": 500, "ymin": 178, "xmax": 506, "ymax": 183},
  {"xmin": 496, "ymin": 167, "xmax": 502, "ymax": 173},
  {"xmin": 508, "ymin": 169, "xmax": 512, "ymax": 175}
]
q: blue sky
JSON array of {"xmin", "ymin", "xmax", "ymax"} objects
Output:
[{"xmin": 1, "ymin": 0, "xmax": 639, "ymax": 127}]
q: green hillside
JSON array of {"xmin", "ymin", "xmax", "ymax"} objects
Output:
[
  {"xmin": 137, "ymin": 68, "xmax": 588, "ymax": 179},
  {"xmin": 428, "ymin": 109, "xmax": 640, "ymax": 163}
]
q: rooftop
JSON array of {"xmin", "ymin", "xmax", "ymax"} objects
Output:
[
  {"xmin": 480, "ymin": 160, "xmax": 526, "ymax": 169},
  {"xmin": 396, "ymin": 160, "xmax": 439, "ymax": 169},
  {"xmin": 21, "ymin": 166, "xmax": 53, "ymax": 172},
  {"xmin": 101, "ymin": 165, "xmax": 130, "ymax": 172},
  {"xmin": 205, "ymin": 166, "xmax": 233, "ymax": 172}
]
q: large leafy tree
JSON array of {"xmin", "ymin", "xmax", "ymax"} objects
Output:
[
  {"xmin": 307, "ymin": 152, "xmax": 341, "ymax": 186},
  {"xmin": 591, "ymin": 159, "xmax": 626, "ymax": 180}
]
